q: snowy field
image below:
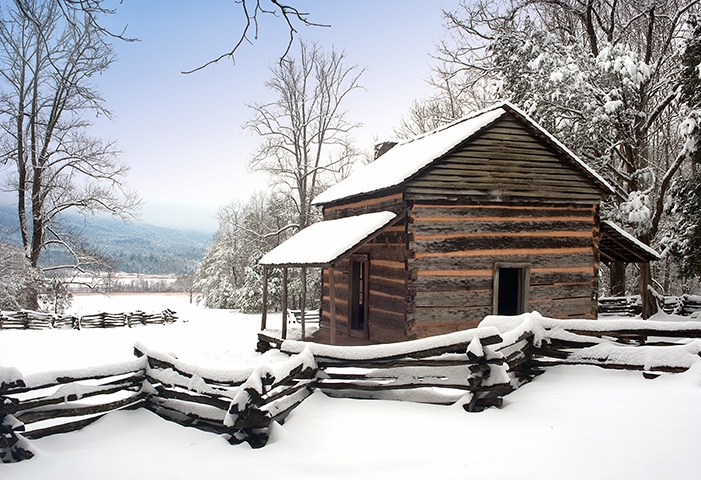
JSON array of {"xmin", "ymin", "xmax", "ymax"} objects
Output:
[{"xmin": 2, "ymin": 293, "xmax": 701, "ymax": 479}]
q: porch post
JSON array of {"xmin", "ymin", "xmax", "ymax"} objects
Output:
[
  {"xmin": 261, "ymin": 266, "xmax": 268, "ymax": 331},
  {"xmin": 281, "ymin": 267, "xmax": 288, "ymax": 339},
  {"xmin": 328, "ymin": 265, "xmax": 336, "ymax": 345},
  {"xmin": 610, "ymin": 261, "xmax": 626, "ymax": 297},
  {"xmin": 300, "ymin": 267, "xmax": 307, "ymax": 340}
]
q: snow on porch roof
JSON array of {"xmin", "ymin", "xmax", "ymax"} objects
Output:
[
  {"xmin": 259, "ymin": 211, "xmax": 398, "ymax": 267},
  {"xmin": 312, "ymin": 101, "xmax": 615, "ymax": 206},
  {"xmin": 600, "ymin": 220, "xmax": 661, "ymax": 263}
]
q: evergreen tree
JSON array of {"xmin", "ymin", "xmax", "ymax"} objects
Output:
[{"xmin": 669, "ymin": 15, "xmax": 701, "ymax": 279}]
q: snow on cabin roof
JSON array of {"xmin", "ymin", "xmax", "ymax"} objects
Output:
[
  {"xmin": 259, "ymin": 211, "xmax": 397, "ymax": 267},
  {"xmin": 312, "ymin": 101, "xmax": 615, "ymax": 206},
  {"xmin": 601, "ymin": 220, "xmax": 661, "ymax": 262}
]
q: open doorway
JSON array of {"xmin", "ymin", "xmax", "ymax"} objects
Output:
[
  {"xmin": 349, "ymin": 255, "xmax": 369, "ymax": 338},
  {"xmin": 493, "ymin": 263, "xmax": 530, "ymax": 316}
]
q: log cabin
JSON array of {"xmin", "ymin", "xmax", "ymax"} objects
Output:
[{"xmin": 259, "ymin": 102, "xmax": 659, "ymax": 345}]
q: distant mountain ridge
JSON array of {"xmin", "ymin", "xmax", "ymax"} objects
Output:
[{"xmin": 0, "ymin": 205, "xmax": 211, "ymax": 274}]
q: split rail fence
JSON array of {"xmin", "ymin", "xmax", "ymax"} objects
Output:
[
  {"xmin": 0, "ymin": 309, "xmax": 178, "ymax": 330},
  {"xmin": 0, "ymin": 359, "xmax": 146, "ymax": 462},
  {"xmin": 3, "ymin": 315, "xmax": 701, "ymax": 462},
  {"xmin": 598, "ymin": 294, "xmax": 701, "ymax": 318}
]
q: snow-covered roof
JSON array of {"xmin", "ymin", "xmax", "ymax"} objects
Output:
[
  {"xmin": 312, "ymin": 101, "xmax": 615, "ymax": 206},
  {"xmin": 259, "ymin": 211, "xmax": 397, "ymax": 267},
  {"xmin": 600, "ymin": 220, "xmax": 661, "ymax": 262}
]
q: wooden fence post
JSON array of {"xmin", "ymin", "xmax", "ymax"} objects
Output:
[
  {"xmin": 329, "ymin": 266, "xmax": 337, "ymax": 345},
  {"xmin": 301, "ymin": 267, "xmax": 307, "ymax": 340},
  {"xmin": 463, "ymin": 337, "xmax": 511, "ymax": 412},
  {"xmin": 1, "ymin": 370, "xmax": 34, "ymax": 463},
  {"xmin": 0, "ymin": 413, "xmax": 34, "ymax": 463}
]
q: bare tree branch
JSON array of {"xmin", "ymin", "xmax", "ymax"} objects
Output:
[{"xmin": 182, "ymin": 0, "xmax": 330, "ymax": 74}]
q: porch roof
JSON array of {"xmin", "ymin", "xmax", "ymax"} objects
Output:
[
  {"xmin": 600, "ymin": 220, "xmax": 660, "ymax": 263},
  {"xmin": 259, "ymin": 211, "xmax": 398, "ymax": 268}
]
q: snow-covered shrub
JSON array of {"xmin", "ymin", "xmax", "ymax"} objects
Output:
[{"xmin": 0, "ymin": 243, "xmax": 43, "ymax": 310}]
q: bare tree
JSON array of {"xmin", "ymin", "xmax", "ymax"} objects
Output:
[
  {"xmin": 0, "ymin": 0, "xmax": 140, "ymax": 306},
  {"xmin": 12, "ymin": 0, "xmax": 137, "ymax": 42},
  {"xmin": 194, "ymin": 191, "xmax": 296, "ymax": 311},
  {"xmin": 246, "ymin": 39, "xmax": 364, "ymax": 230},
  {"xmin": 394, "ymin": 70, "xmax": 480, "ymax": 139}
]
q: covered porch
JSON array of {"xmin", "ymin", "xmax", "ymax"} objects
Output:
[
  {"xmin": 599, "ymin": 220, "xmax": 662, "ymax": 318},
  {"xmin": 258, "ymin": 211, "xmax": 399, "ymax": 346}
]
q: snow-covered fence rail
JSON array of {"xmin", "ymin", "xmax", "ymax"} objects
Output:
[
  {"xmin": 0, "ymin": 309, "xmax": 178, "ymax": 330},
  {"xmin": 134, "ymin": 343, "xmax": 318, "ymax": 449},
  {"xmin": 6, "ymin": 315, "xmax": 701, "ymax": 462},
  {"xmin": 0, "ymin": 311, "xmax": 77, "ymax": 329},
  {"xmin": 494, "ymin": 316, "xmax": 701, "ymax": 376},
  {"xmin": 78, "ymin": 309, "xmax": 177, "ymax": 328},
  {"xmin": 0, "ymin": 359, "xmax": 146, "ymax": 462},
  {"xmin": 274, "ymin": 327, "xmax": 512, "ymax": 412},
  {"xmin": 224, "ymin": 349, "xmax": 317, "ymax": 448},
  {"xmin": 598, "ymin": 294, "xmax": 701, "ymax": 318}
]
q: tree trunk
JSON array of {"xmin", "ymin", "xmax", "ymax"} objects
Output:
[
  {"xmin": 609, "ymin": 262, "xmax": 626, "ymax": 296},
  {"xmin": 639, "ymin": 262, "xmax": 657, "ymax": 319}
]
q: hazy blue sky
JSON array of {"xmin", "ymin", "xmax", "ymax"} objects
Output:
[{"xmin": 85, "ymin": 1, "xmax": 461, "ymax": 232}]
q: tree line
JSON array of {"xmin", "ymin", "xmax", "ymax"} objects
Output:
[{"xmin": 2, "ymin": 1, "xmax": 700, "ymax": 314}]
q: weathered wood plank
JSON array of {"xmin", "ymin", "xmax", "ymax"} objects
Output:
[
  {"xmin": 405, "ymin": 186, "xmax": 601, "ymax": 202},
  {"xmin": 531, "ymin": 296, "xmax": 596, "ymax": 317},
  {"xmin": 411, "ymin": 306, "xmax": 492, "ymax": 325},
  {"xmin": 413, "ymin": 289, "xmax": 492, "ymax": 308},
  {"xmin": 409, "ymin": 319, "xmax": 484, "ymax": 338},
  {"xmin": 367, "ymin": 322, "xmax": 407, "ymax": 343},
  {"xmin": 529, "ymin": 283, "xmax": 594, "ymax": 302},
  {"xmin": 411, "ymin": 203, "xmax": 595, "ymax": 215},
  {"xmin": 369, "ymin": 289, "xmax": 409, "ymax": 313},
  {"xmin": 322, "ymin": 192, "xmax": 405, "ymax": 218},
  {"xmin": 410, "ymin": 218, "xmax": 595, "ymax": 236},
  {"xmin": 415, "ymin": 246, "xmax": 593, "ymax": 259},
  {"xmin": 409, "ymin": 252, "xmax": 594, "ymax": 271}
]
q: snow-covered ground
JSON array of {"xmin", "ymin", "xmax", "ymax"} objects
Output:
[{"xmin": 2, "ymin": 293, "xmax": 701, "ymax": 479}]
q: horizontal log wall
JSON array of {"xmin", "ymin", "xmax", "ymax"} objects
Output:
[
  {"xmin": 322, "ymin": 191, "xmax": 406, "ymax": 220},
  {"xmin": 319, "ymin": 223, "xmax": 410, "ymax": 344},
  {"xmin": 404, "ymin": 116, "xmax": 604, "ymax": 204},
  {"xmin": 407, "ymin": 203, "xmax": 599, "ymax": 338},
  {"xmin": 399, "ymin": 116, "xmax": 605, "ymax": 337}
]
